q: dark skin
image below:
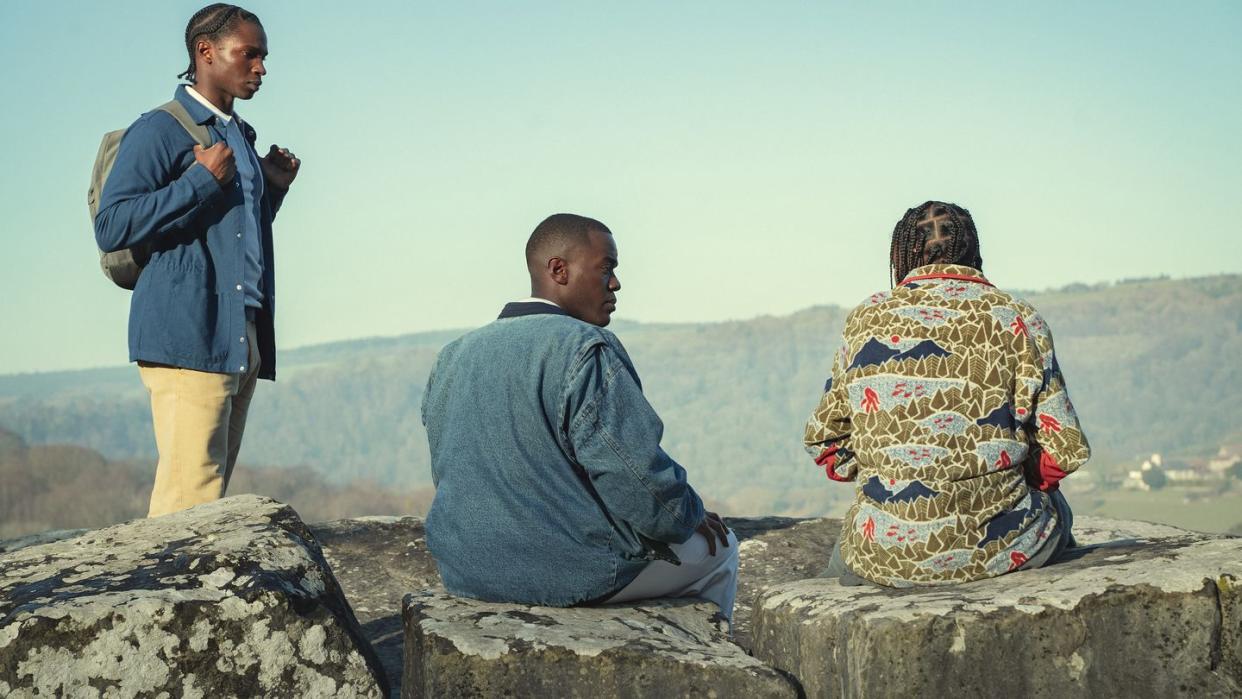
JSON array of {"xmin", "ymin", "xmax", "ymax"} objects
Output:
[
  {"xmin": 528, "ymin": 228, "xmax": 621, "ymax": 328},
  {"xmin": 528, "ymin": 228, "xmax": 730, "ymax": 554},
  {"xmin": 189, "ymin": 19, "xmax": 300, "ymax": 192},
  {"xmin": 698, "ymin": 511, "xmax": 730, "ymax": 556},
  {"xmin": 889, "ymin": 210, "xmax": 957, "ymax": 274},
  {"xmin": 917, "ymin": 209, "xmax": 955, "ymax": 261}
]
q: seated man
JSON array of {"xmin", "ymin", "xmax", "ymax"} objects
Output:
[
  {"xmin": 804, "ymin": 201, "xmax": 1090, "ymax": 587},
  {"xmin": 422, "ymin": 213, "xmax": 738, "ymax": 619}
]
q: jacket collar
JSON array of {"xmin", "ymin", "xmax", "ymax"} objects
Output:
[
  {"xmin": 175, "ymin": 84, "xmax": 244, "ymax": 127},
  {"xmin": 498, "ymin": 301, "xmax": 570, "ymax": 320},
  {"xmin": 900, "ymin": 263, "xmax": 992, "ymax": 287}
]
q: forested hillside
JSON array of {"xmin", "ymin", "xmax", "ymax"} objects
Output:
[
  {"xmin": 2, "ymin": 275, "xmax": 1238, "ymax": 516},
  {"xmin": 0, "ymin": 428, "xmax": 433, "ymax": 539}
]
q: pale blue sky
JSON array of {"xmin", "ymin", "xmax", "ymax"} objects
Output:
[{"xmin": 1, "ymin": 1, "xmax": 1239, "ymax": 373}]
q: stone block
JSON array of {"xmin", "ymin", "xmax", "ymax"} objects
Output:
[
  {"xmin": 402, "ymin": 589, "xmax": 800, "ymax": 698},
  {"xmin": 0, "ymin": 495, "xmax": 388, "ymax": 698},
  {"xmin": 314, "ymin": 515, "xmax": 437, "ymax": 697},
  {"xmin": 750, "ymin": 516, "xmax": 1242, "ymax": 698},
  {"xmin": 309, "ymin": 513, "xmax": 833, "ymax": 693}
]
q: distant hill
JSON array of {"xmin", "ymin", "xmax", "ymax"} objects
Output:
[
  {"xmin": 2, "ymin": 274, "xmax": 1239, "ymax": 515},
  {"xmin": 0, "ymin": 428, "xmax": 433, "ymax": 539}
]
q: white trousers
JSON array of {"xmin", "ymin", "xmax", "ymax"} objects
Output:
[{"xmin": 607, "ymin": 530, "xmax": 740, "ymax": 623}]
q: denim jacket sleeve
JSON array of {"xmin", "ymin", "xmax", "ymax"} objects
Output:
[
  {"xmin": 94, "ymin": 112, "xmax": 225, "ymax": 253},
  {"xmin": 565, "ymin": 339, "xmax": 705, "ymax": 545}
]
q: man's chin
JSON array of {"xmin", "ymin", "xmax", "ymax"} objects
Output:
[
  {"xmin": 581, "ymin": 312, "xmax": 611, "ymax": 328},
  {"xmin": 564, "ymin": 306, "xmax": 612, "ymax": 327}
]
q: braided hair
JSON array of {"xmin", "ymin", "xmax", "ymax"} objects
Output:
[
  {"xmin": 889, "ymin": 200, "xmax": 983, "ymax": 287},
  {"xmin": 177, "ymin": 4, "xmax": 262, "ymax": 82}
]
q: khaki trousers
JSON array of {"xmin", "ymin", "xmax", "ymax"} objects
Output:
[{"xmin": 139, "ymin": 321, "xmax": 260, "ymax": 517}]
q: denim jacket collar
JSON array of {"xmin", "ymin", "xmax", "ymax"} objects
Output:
[{"xmin": 498, "ymin": 301, "xmax": 570, "ymax": 320}]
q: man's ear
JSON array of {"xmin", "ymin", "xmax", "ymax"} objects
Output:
[
  {"xmin": 547, "ymin": 257, "xmax": 569, "ymax": 286},
  {"xmin": 196, "ymin": 38, "xmax": 215, "ymax": 67}
]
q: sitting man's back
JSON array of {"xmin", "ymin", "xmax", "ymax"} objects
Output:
[
  {"xmin": 422, "ymin": 214, "xmax": 736, "ymax": 614},
  {"xmin": 805, "ymin": 201, "xmax": 1090, "ymax": 587}
]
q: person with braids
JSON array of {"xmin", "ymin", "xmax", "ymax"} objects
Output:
[
  {"xmin": 804, "ymin": 201, "xmax": 1090, "ymax": 586},
  {"xmin": 95, "ymin": 4, "xmax": 300, "ymax": 517}
]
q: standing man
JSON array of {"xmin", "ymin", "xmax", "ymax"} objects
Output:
[
  {"xmin": 421, "ymin": 214, "xmax": 738, "ymax": 621},
  {"xmin": 805, "ymin": 201, "xmax": 1089, "ymax": 586},
  {"xmin": 95, "ymin": 4, "xmax": 300, "ymax": 517}
]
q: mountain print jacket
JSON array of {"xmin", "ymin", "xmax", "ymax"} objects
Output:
[{"xmin": 805, "ymin": 263, "xmax": 1090, "ymax": 586}]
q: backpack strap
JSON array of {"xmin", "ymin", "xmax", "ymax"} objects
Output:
[{"xmin": 155, "ymin": 100, "xmax": 212, "ymax": 148}]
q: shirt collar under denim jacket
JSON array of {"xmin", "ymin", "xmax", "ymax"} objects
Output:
[
  {"xmin": 421, "ymin": 302, "xmax": 706, "ymax": 606},
  {"xmin": 94, "ymin": 85, "xmax": 288, "ymax": 379}
]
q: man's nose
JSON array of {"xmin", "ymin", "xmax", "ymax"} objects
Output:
[
  {"xmin": 255, "ymin": 60, "xmax": 267, "ymax": 76},
  {"xmin": 609, "ymin": 274, "xmax": 621, "ymax": 292}
]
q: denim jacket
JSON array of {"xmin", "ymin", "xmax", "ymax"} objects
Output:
[
  {"xmin": 421, "ymin": 303, "xmax": 705, "ymax": 605},
  {"xmin": 95, "ymin": 86, "xmax": 285, "ymax": 379}
]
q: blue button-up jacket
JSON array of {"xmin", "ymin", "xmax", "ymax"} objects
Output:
[
  {"xmin": 421, "ymin": 303, "xmax": 706, "ymax": 606},
  {"xmin": 95, "ymin": 86, "xmax": 285, "ymax": 379}
]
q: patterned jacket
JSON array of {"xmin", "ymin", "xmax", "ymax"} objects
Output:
[{"xmin": 804, "ymin": 264, "xmax": 1090, "ymax": 586}]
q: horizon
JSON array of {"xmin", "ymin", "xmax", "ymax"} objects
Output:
[
  {"xmin": 2, "ymin": 1, "xmax": 1239, "ymax": 374},
  {"xmin": 2, "ymin": 260, "xmax": 1239, "ymax": 538},
  {"xmin": 1, "ymin": 269, "xmax": 1232, "ymax": 378}
]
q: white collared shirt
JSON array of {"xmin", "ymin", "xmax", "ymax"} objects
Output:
[
  {"xmin": 515, "ymin": 297, "xmax": 561, "ymax": 308},
  {"xmin": 185, "ymin": 86, "xmax": 232, "ymax": 123}
]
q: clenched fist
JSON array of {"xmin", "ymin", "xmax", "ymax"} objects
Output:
[
  {"xmin": 260, "ymin": 144, "xmax": 300, "ymax": 192},
  {"xmin": 193, "ymin": 143, "xmax": 236, "ymax": 187}
]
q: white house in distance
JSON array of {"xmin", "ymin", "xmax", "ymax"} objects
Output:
[
  {"xmin": 1124, "ymin": 453, "xmax": 1163, "ymax": 491},
  {"xmin": 1124, "ymin": 448, "xmax": 1241, "ymax": 491},
  {"xmin": 1209, "ymin": 446, "xmax": 1240, "ymax": 475}
]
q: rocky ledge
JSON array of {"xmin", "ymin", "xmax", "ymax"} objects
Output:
[
  {"xmin": 312, "ymin": 516, "xmax": 437, "ymax": 698},
  {"xmin": 3, "ymin": 498, "xmax": 1240, "ymax": 698},
  {"xmin": 0, "ymin": 495, "xmax": 388, "ymax": 698},
  {"xmin": 403, "ymin": 590, "xmax": 798, "ymax": 698},
  {"xmin": 751, "ymin": 518, "xmax": 1242, "ymax": 698}
]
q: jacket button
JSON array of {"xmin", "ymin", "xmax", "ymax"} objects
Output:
[
  {"xmin": 235, "ymin": 284, "xmax": 243, "ymax": 291},
  {"xmin": 240, "ymin": 337, "xmax": 246, "ymax": 343},
  {"xmin": 240, "ymin": 365, "xmax": 246, "ymax": 372}
]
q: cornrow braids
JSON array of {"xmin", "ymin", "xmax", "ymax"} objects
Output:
[
  {"xmin": 888, "ymin": 201, "xmax": 983, "ymax": 287},
  {"xmin": 889, "ymin": 204, "xmax": 925, "ymax": 288},
  {"xmin": 177, "ymin": 4, "xmax": 262, "ymax": 82}
]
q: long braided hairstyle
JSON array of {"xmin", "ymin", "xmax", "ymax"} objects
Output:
[
  {"xmin": 177, "ymin": 4, "xmax": 262, "ymax": 82},
  {"xmin": 889, "ymin": 200, "xmax": 983, "ymax": 287}
]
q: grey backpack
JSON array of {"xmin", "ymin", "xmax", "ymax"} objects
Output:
[{"xmin": 89, "ymin": 100, "xmax": 211, "ymax": 290}]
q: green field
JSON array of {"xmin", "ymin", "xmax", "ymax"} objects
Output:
[{"xmin": 1073, "ymin": 488, "xmax": 1242, "ymax": 535}]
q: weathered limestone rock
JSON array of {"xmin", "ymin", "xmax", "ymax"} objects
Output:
[
  {"xmin": 751, "ymin": 516, "xmax": 1242, "ymax": 698},
  {"xmin": 0, "ymin": 495, "xmax": 388, "ymax": 698},
  {"xmin": 307, "ymin": 514, "xmax": 828, "ymax": 694},
  {"xmin": 0, "ymin": 528, "xmax": 88, "ymax": 555},
  {"xmin": 730, "ymin": 516, "xmax": 837, "ymax": 649},
  {"xmin": 313, "ymin": 516, "xmax": 437, "ymax": 698},
  {"xmin": 402, "ymin": 589, "xmax": 800, "ymax": 698}
]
